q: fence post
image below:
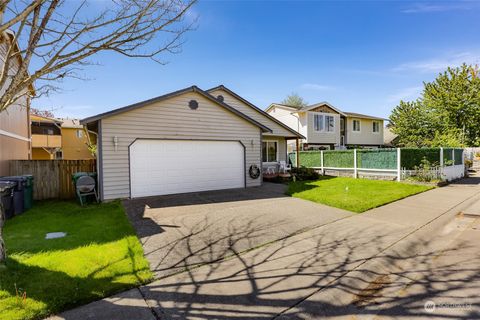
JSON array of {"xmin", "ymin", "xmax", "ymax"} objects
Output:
[
  {"xmin": 452, "ymin": 148, "xmax": 455, "ymax": 165},
  {"xmin": 440, "ymin": 147, "xmax": 444, "ymax": 166},
  {"xmin": 320, "ymin": 150, "xmax": 324, "ymax": 175},
  {"xmin": 396, "ymin": 148, "xmax": 401, "ymax": 181},
  {"xmin": 353, "ymin": 149, "xmax": 358, "ymax": 178}
]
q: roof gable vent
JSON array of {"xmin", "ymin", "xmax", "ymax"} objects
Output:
[
  {"xmin": 189, "ymin": 100, "xmax": 199, "ymax": 110},
  {"xmin": 217, "ymin": 95, "xmax": 224, "ymax": 102}
]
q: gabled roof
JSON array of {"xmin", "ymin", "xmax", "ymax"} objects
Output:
[
  {"xmin": 299, "ymin": 102, "xmax": 346, "ymax": 116},
  {"xmin": 30, "ymin": 114, "xmax": 62, "ymax": 124},
  {"xmin": 80, "ymin": 86, "xmax": 272, "ymax": 133},
  {"xmin": 266, "ymin": 102, "xmax": 346, "ymax": 116},
  {"xmin": 59, "ymin": 118, "xmax": 83, "ymax": 128},
  {"xmin": 207, "ymin": 85, "xmax": 304, "ymax": 138},
  {"xmin": 344, "ymin": 112, "xmax": 386, "ymax": 121},
  {"xmin": 2, "ymin": 30, "xmax": 35, "ymax": 96},
  {"xmin": 264, "ymin": 103, "xmax": 299, "ymax": 113},
  {"xmin": 267, "ymin": 102, "xmax": 386, "ymax": 121}
]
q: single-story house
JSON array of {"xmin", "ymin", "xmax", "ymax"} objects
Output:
[{"xmin": 81, "ymin": 85, "xmax": 304, "ymax": 201}]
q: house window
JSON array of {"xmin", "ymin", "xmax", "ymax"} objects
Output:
[
  {"xmin": 76, "ymin": 129, "xmax": 84, "ymax": 138},
  {"xmin": 262, "ymin": 141, "xmax": 278, "ymax": 162},
  {"xmin": 325, "ymin": 116, "xmax": 335, "ymax": 132},
  {"xmin": 55, "ymin": 150, "xmax": 63, "ymax": 159},
  {"xmin": 353, "ymin": 119, "xmax": 361, "ymax": 132},
  {"xmin": 372, "ymin": 121, "xmax": 380, "ymax": 133},
  {"xmin": 313, "ymin": 114, "xmax": 324, "ymax": 131}
]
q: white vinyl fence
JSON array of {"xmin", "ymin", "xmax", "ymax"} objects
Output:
[{"xmin": 289, "ymin": 147, "xmax": 465, "ymax": 182}]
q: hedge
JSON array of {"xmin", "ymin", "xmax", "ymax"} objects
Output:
[
  {"xmin": 323, "ymin": 150, "xmax": 354, "ymax": 168},
  {"xmin": 443, "ymin": 148, "xmax": 454, "ymax": 165},
  {"xmin": 357, "ymin": 149, "xmax": 397, "ymax": 169},
  {"xmin": 288, "ymin": 148, "xmax": 463, "ymax": 170},
  {"xmin": 288, "ymin": 151, "xmax": 322, "ymax": 167},
  {"xmin": 400, "ymin": 148, "xmax": 441, "ymax": 170},
  {"xmin": 454, "ymin": 149, "xmax": 463, "ymax": 165}
]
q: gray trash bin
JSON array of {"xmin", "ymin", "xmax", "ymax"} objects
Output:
[
  {"xmin": 0, "ymin": 176, "xmax": 26, "ymax": 215},
  {"xmin": 0, "ymin": 181, "xmax": 16, "ymax": 219}
]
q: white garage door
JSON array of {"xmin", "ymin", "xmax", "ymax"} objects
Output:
[{"xmin": 130, "ymin": 140, "xmax": 245, "ymax": 197}]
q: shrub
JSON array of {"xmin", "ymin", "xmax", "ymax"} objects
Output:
[
  {"xmin": 410, "ymin": 157, "xmax": 442, "ymax": 182},
  {"xmin": 465, "ymin": 159, "xmax": 473, "ymax": 168},
  {"xmin": 291, "ymin": 166, "xmax": 319, "ymax": 181}
]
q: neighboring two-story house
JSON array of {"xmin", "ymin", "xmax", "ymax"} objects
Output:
[
  {"xmin": 266, "ymin": 102, "xmax": 385, "ymax": 151},
  {"xmin": 58, "ymin": 118, "xmax": 96, "ymax": 160},
  {"xmin": 31, "ymin": 116, "xmax": 96, "ymax": 160},
  {"xmin": 31, "ymin": 115, "xmax": 63, "ymax": 159}
]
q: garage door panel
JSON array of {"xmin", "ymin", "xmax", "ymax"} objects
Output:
[{"xmin": 130, "ymin": 140, "xmax": 244, "ymax": 197}]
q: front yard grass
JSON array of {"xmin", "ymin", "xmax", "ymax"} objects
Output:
[
  {"xmin": 0, "ymin": 201, "xmax": 152, "ymax": 320},
  {"xmin": 288, "ymin": 176, "xmax": 434, "ymax": 213}
]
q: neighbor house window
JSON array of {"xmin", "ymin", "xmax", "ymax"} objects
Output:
[
  {"xmin": 262, "ymin": 141, "xmax": 278, "ymax": 162},
  {"xmin": 325, "ymin": 116, "xmax": 335, "ymax": 132},
  {"xmin": 313, "ymin": 114, "xmax": 324, "ymax": 131},
  {"xmin": 353, "ymin": 119, "xmax": 361, "ymax": 132},
  {"xmin": 372, "ymin": 121, "xmax": 380, "ymax": 133},
  {"xmin": 76, "ymin": 130, "xmax": 84, "ymax": 138}
]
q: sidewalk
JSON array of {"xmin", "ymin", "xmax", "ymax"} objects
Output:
[{"xmin": 48, "ymin": 178, "xmax": 480, "ymax": 320}]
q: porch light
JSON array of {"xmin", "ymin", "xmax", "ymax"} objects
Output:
[{"xmin": 113, "ymin": 136, "xmax": 119, "ymax": 152}]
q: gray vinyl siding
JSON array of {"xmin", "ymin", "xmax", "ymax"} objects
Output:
[
  {"xmin": 100, "ymin": 91, "xmax": 262, "ymax": 200},
  {"xmin": 210, "ymin": 89, "xmax": 295, "ymax": 137}
]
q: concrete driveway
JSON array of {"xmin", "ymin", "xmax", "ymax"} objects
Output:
[
  {"xmin": 52, "ymin": 178, "xmax": 480, "ymax": 320},
  {"xmin": 123, "ymin": 183, "xmax": 353, "ymax": 278}
]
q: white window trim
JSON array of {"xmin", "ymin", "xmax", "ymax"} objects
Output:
[
  {"xmin": 372, "ymin": 121, "xmax": 380, "ymax": 134},
  {"xmin": 262, "ymin": 139, "xmax": 279, "ymax": 164},
  {"xmin": 352, "ymin": 119, "xmax": 361, "ymax": 133},
  {"xmin": 312, "ymin": 112, "xmax": 335, "ymax": 134}
]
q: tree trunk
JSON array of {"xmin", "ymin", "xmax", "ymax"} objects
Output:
[{"xmin": 0, "ymin": 199, "xmax": 6, "ymax": 263}]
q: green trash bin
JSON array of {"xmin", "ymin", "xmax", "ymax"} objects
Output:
[{"xmin": 23, "ymin": 174, "xmax": 34, "ymax": 210}]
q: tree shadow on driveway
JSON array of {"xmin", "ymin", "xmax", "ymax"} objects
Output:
[{"xmin": 135, "ymin": 215, "xmax": 480, "ymax": 320}]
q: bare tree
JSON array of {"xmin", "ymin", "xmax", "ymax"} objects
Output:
[
  {"xmin": 0, "ymin": 0, "xmax": 197, "ymax": 113},
  {"xmin": 0, "ymin": 0, "xmax": 196, "ymax": 263}
]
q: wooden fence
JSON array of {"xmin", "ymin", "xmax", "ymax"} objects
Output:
[{"xmin": 9, "ymin": 160, "xmax": 96, "ymax": 200}]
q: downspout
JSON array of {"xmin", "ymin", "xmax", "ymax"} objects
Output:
[{"xmin": 290, "ymin": 112, "xmax": 301, "ymax": 151}]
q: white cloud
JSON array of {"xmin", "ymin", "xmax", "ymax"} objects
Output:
[
  {"xmin": 392, "ymin": 52, "xmax": 480, "ymax": 73},
  {"xmin": 387, "ymin": 86, "xmax": 423, "ymax": 103},
  {"xmin": 402, "ymin": 2, "xmax": 474, "ymax": 13},
  {"xmin": 299, "ymin": 83, "xmax": 335, "ymax": 91}
]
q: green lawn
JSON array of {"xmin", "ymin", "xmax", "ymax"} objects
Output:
[
  {"xmin": 288, "ymin": 176, "xmax": 434, "ymax": 213},
  {"xmin": 0, "ymin": 201, "xmax": 152, "ymax": 320}
]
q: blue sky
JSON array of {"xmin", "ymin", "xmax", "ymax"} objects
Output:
[{"xmin": 34, "ymin": 0, "xmax": 480, "ymax": 120}]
